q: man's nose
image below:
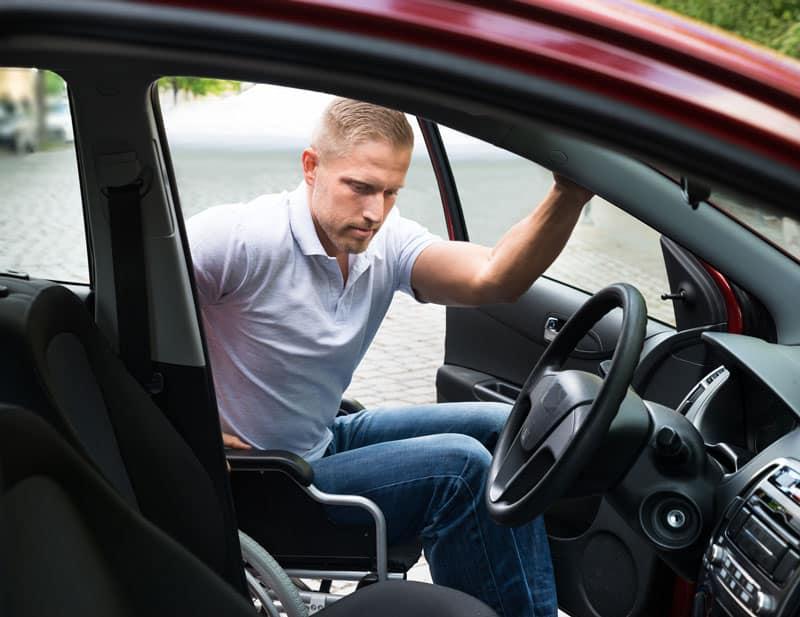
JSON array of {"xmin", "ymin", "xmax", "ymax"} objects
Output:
[{"xmin": 362, "ymin": 193, "xmax": 385, "ymax": 224}]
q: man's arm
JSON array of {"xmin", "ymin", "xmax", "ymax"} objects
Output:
[{"xmin": 410, "ymin": 175, "xmax": 592, "ymax": 306}]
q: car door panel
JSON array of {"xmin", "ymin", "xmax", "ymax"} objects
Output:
[{"xmin": 437, "ymin": 276, "xmax": 671, "ymax": 404}]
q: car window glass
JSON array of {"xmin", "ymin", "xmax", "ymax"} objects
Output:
[
  {"xmin": 440, "ymin": 127, "xmax": 675, "ymax": 325},
  {"xmin": 711, "ymin": 191, "xmax": 800, "ymax": 263},
  {"xmin": 649, "ymin": 163, "xmax": 800, "ymax": 265},
  {"xmin": 158, "ymin": 81, "xmax": 447, "ymax": 236},
  {"xmin": 0, "ymin": 68, "xmax": 86, "ymax": 283},
  {"xmin": 158, "ymin": 80, "xmax": 447, "ymax": 407}
]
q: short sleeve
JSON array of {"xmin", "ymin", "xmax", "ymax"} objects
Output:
[
  {"xmin": 389, "ymin": 210, "xmax": 444, "ymax": 298},
  {"xmin": 186, "ymin": 205, "xmax": 250, "ymax": 307}
]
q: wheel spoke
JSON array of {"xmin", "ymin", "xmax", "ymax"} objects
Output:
[
  {"xmin": 538, "ymin": 410, "xmax": 578, "ymax": 460},
  {"xmin": 489, "ymin": 427, "xmax": 529, "ymax": 502},
  {"xmin": 490, "ymin": 405, "xmax": 590, "ymax": 505}
]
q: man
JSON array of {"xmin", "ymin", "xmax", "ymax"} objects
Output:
[{"xmin": 188, "ymin": 98, "xmax": 592, "ymax": 617}]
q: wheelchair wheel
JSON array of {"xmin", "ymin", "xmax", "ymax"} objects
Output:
[{"xmin": 239, "ymin": 530, "xmax": 308, "ymax": 617}]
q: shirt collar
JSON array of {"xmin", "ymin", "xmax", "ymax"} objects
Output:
[{"xmin": 288, "ymin": 181, "xmax": 329, "ymax": 257}]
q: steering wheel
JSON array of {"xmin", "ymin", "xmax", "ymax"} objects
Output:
[{"xmin": 486, "ymin": 283, "xmax": 647, "ymax": 526}]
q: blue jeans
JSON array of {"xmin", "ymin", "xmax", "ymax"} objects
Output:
[{"xmin": 310, "ymin": 402, "xmax": 557, "ymax": 617}]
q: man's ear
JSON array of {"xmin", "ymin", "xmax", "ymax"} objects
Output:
[{"xmin": 302, "ymin": 148, "xmax": 318, "ymax": 186}]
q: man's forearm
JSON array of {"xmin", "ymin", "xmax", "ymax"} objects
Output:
[
  {"xmin": 410, "ymin": 177, "xmax": 592, "ymax": 306},
  {"xmin": 477, "ymin": 184, "xmax": 587, "ymax": 303}
]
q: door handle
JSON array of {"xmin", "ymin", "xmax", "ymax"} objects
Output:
[
  {"xmin": 544, "ymin": 316, "xmax": 565, "ymax": 342},
  {"xmin": 474, "ymin": 381, "xmax": 521, "ymax": 405}
]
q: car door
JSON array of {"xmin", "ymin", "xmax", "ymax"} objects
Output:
[{"xmin": 424, "ymin": 122, "xmax": 737, "ymax": 616}]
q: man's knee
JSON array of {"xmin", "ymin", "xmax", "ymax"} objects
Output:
[
  {"xmin": 435, "ymin": 433, "xmax": 492, "ymax": 488},
  {"xmin": 479, "ymin": 403, "xmax": 510, "ymax": 451}
]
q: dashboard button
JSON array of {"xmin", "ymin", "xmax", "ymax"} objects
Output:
[
  {"xmin": 773, "ymin": 470, "xmax": 797, "ymax": 489},
  {"xmin": 741, "ymin": 518, "xmax": 787, "ymax": 570},
  {"xmin": 755, "ymin": 591, "xmax": 775, "ymax": 616},
  {"xmin": 739, "ymin": 589, "xmax": 751, "ymax": 604}
]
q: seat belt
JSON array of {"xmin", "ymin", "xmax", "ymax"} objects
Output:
[{"xmin": 106, "ymin": 174, "xmax": 163, "ymax": 394}]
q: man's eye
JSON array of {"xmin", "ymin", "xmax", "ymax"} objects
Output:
[
  {"xmin": 350, "ymin": 182, "xmax": 372, "ymax": 195},
  {"xmin": 385, "ymin": 189, "xmax": 399, "ymax": 198}
]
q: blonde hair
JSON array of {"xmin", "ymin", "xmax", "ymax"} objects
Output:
[{"xmin": 311, "ymin": 98, "xmax": 414, "ymax": 160}]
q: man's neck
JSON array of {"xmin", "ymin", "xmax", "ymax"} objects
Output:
[{"xmin": 336, "ymin": 253, "xmax": 349, "ymax": 285}]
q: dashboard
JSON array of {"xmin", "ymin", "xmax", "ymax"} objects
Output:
[
  {"xmin": 668, "ymin": 333, "xmax": 800, "ymax": 616},
  {"xmin": 698, "ymin": 460, "xmax": 800, "ymax": 616},
  {"xmin": 680, "ymin": 364, "xmax": 797, "ymax": 473}
]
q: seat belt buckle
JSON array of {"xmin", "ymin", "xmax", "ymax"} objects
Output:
[{"xmin": 145, "ymin": 372, "xmax": 164, "ymax": 395}]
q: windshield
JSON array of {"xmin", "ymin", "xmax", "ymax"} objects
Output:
[
  {"xmin": 710, "ymin": 191, "xmax": 800, "ymax": 262},
  {"xmin": 652, "ymin": 163, "xmax": 800, "ymax": 263}
]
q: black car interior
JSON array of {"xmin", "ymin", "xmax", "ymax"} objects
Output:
[
  {"xmin": 0, "ymin": 406, "xmax": 495, "ymax": 617},
  {"xmin": 3, "ymin": 4, "xmax": 800, "ymax": 617}
]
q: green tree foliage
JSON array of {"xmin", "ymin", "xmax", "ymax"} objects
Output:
[
  {"xmin": 159, "ymin": 77, "xmax": 242, "ymax": 104},
  {"xmin": 646, "ymin": 0, "xmax": 800, "ymax": 58},
  {"xmin": 44, "ymin": 70, "xmax": 67, "ymax": 97}
]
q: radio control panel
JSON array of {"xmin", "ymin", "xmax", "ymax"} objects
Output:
[{"xmin": 701, "ymin": 460, "xmax": 800, "ymax": 616}]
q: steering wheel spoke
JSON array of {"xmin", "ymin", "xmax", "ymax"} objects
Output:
[
  {"xmin": 491, "ymin": 403, "xmax": 592, "ymax": 504},
  {"xmin": 489, "ymin": 426, "xmax": 532, "ymax": 503}
]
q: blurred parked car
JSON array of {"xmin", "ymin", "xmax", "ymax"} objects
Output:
[{"xmin": 45, "ymin": 98, "xmax": 74, "ymax": 142}]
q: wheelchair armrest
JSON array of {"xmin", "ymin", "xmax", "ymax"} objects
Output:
[
  {"xmin": 337, "ymin": 397, "xmax": 365, "ymax": 416},
  {"xmin": 226, "ymin": 448, "xmax": 314, "ymax": 487}
]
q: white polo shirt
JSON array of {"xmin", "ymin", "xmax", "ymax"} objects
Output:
[{"xmin": 188, "ymin": 183, "xmax": 441, "ymax": 459}]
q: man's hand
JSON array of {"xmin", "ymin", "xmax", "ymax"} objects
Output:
[
  {"xmin": 222, "ymin": 432, "xmax": 252, "ymax": 450},
  {"xmin": 223, "ymin": 432, "xmax": 251, "ymax": 472},
  {"xmin": 553, "ymin": 172, "xmax": 594, "ymax": 206}
]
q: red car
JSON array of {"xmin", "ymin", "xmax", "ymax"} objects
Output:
[{"xmin": 0, "ymin": 2, "xmax": 799, "ymax": 616}]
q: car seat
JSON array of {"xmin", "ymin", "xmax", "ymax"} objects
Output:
[
  {"xmin": 0, "ymin": 405, "xmax": 497, "ymax": 617},
  {"xmin": 0, "ymin": 276, "xmax": 462, "ymax": 614}
]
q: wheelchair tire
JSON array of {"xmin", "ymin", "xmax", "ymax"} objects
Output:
[{"xmin": 239, "ymin": 530, "xmax": 308, "ymax": 617}]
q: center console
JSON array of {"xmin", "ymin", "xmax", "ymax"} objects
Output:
[{"xmin": 699, "ymin": 459, "xmax": 800, "ymax": 616}]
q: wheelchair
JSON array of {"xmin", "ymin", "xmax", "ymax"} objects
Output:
[{"xmin": 228, "ymin": 398, "xmax": 424, "ymax": 612}]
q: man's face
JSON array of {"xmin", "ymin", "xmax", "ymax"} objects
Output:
[{"xmin": 303, "ymin": 139, "xmax": 412, "ymax": 257}]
